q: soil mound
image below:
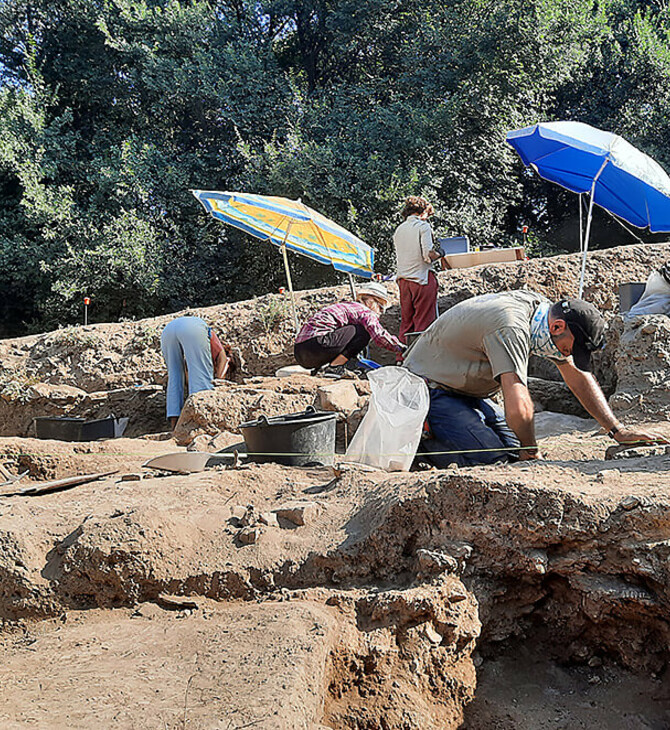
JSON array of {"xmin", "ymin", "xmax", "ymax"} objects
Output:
[{"xmin": 1, "ymin": 243, "xmax": 670, "ymax": 728}]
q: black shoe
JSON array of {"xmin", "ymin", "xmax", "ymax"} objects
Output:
[
  {"xmin": 343, "ymin": 358, "xmax": 373, "ymax": 379},
  {"xmin": 345, "ymin": 358, "xmax": 374, "ymax": 373},
  {"xmin": 320, "ymin": 364, "xmax": 347, "ymax": 379}
]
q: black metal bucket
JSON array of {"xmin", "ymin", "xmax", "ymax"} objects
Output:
[{"xmin": 239, "ymin": 406, "xmax": 336, "ymax": 466}]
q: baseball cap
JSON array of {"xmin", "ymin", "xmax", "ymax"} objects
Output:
[
  {"xmin": 357, "ymin": 282, "xmax": 392, "ymax": 309},
  {"xmin": 557, "ymin": 299, "xmax": 606, "ymax": 371}
]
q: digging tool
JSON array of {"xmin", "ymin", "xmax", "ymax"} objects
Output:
[
  {"xmin": 142, "ymin": 451, "xmax": 212, "ymax": 473},
  {"xmin": 142, "ymin": 450, "xmax": 246, "ymax": 474},
  {"xmin": 0, "ymin": 463, "xmax": 29, "ymax": 488},
  {"xmin": 605, "ymin": 443, "xmax": 670, "ymax": 460},
  {"xmin": 2, "ymin": 470, "xmax": 118, "ymax": 497}
]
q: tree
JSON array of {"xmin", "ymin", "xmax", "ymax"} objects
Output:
[{"xmin": 0, "ymin": 0, "xmax": 669, "ymax": 335}]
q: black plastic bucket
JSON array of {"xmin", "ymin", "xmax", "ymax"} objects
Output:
[
  {"xmin": 405, "ymin": 331, "xmax": 425, "ymax": 347},
  {"xmin": 239, "ymin": 406, "xmax": 336, "ymax": 466},
  {"xmin": 34, "ymin": 416, "xmax": 129, "ymax": 441}
]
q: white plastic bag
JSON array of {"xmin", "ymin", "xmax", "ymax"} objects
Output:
[{"xmin": 345, "ymin": 366, "xmax": 429, "ymax": 471}]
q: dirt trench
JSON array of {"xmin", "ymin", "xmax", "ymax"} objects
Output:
[
  {"xmin": 2, "ymin": 428, "xmax": 670, "ymax": 728},
  {"xmin": 1, "ymin": 243, "xmax": 670, "ymax": 726}
]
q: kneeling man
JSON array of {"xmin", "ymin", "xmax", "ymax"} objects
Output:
[{"xmin": 403, "ymin": 290, "xmax": 662, "ymax": 466}]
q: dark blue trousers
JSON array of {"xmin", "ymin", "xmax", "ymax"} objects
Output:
[{"xmin": 422, "ymin": 388, "xmax": 520, "ymax": 467}]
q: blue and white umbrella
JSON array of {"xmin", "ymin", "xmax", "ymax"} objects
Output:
[{"xmin": 507, "ymin": 121, "xmax": 670, "ymax": 296}]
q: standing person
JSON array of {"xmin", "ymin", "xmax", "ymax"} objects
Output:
[
  {"xmin": 294, "ymin": 282, "xmax": 404, "ymax": 377},
  {"xmin": 161, "ymin": 316, "xmax": 233, "ymax": 428},
  {"xmin": 403, "ymin": 290, "xmax": 665, "ymax": 467},
  {"xmin": 393, "ymin": 196, "xmax": 443, "ymax": 343}
]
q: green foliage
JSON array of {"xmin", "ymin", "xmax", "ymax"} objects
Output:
[
  {"xmin": 131, "ymin": 321, "xmax": 160, "ymax": 350},
  {"xmin": 0, "ymin": 368, "xmax": 39, "ymax": 403},
  {"xmin": 0, "ymin": 0, "xmax": 669, "ymax": 335},
  {"xmin": 257, "ymin": 294, "xmax": 292, "ymax": 333},
  {"xmin": 48, "ymin": 325, "xmax": 100, "ymax": 351}
]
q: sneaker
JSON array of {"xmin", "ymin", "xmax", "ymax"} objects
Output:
[
  {"xmin": 320, "ymin": 364, "xmax": 348, "ymax": 379},
  {"xmin": 344, "ymin": 358, "xmax": 374, "ymax": 373}
]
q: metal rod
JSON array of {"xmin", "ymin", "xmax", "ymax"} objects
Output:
[
  {"xmin": 347, "ymin": 272, "xmax": 356, "ymax": 298},
  {"xmin": 578, "ymin": 159, "xmax": 608, "ymax": 298},
  {"xmin": 579, "ymin": 194, "xmax": 584, "ymax": 252},
  {"xmin": 280, "ymin": 223, "xmax": 299, "ymax": 333}
]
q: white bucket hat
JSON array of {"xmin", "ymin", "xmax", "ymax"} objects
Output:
[{"xmin": 356, "ymin": 282, "xmax": 392, "ymax": 309}]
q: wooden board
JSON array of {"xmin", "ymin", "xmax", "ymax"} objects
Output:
[
  {"xmin": 2, "ymin": 470, "xmax": 119, "ymax": 497},
  {"xmin": 442, "ymin": 246, "xmax": 525, "ymax": 270}
]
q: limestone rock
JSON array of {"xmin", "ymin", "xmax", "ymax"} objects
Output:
[
  {"xmin": 27, "ymin": 383, "xmax": 87, "ymax": 401},
  {"xmin": 209, "ymin": 430, "xmax": 243, "ymax": 452},
  {"xmin": 230, "ymin": 505, "xmax": 248, "ymax": 525},
  {"xmin": 610, "ymin": 314, "xmax": 670, "ymax": 421},
  {"xmin": 173, "ymin": 381, "xmax": 317, "ymax": 446},
  {"xmin": 273, "ymin": 500, "xmax": 321, "ymax": 526},
  {"xmin": 317, "ymin": 381, "xmax": 361, "ymax": 415},
  {"xmin": 237, "ymin": 526, "xmax": 260, "ymax": 545},
  {"xmin": 187, "ymin": 434, "xmax": 216, "ymax": 453},
  {"xmin": 416, "ymin": 548, "xmax": 459, "ymax": 575},
  {"xmin": 258, "ymin": 512, "xmax": 279, "ymax": 527}
]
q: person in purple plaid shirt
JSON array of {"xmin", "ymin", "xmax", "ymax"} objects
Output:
[{"xmin": 294, "ymin": 282, "xmax": 404, "ymax": 377}]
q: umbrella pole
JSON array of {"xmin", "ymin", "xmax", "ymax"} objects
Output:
[
  {"xmin": 347, "ymin": 272, "xmax": 356, "ymax": 299},
  {"xmin": 578, "ymin": 193, "xmax": 596, "ymax": 298},
  {"xmin": 579, "ymin": 194, "xmax": 584, "ymax": 252},
  {"xmin": 578, "ymin": 160, "xmax": 608, "ymax": 299},
  {"xmin": 280, "ymin": 228, "xmax": 299, "ymax": 333}
]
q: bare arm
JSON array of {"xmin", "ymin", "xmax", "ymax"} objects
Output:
[
  {"xmin": 555, "ymin": 359, "xmax": 666, "ymax": 444},
  {"xmin": 213, "ymin": 351, "xmax": 230, "ymax": 380},
  {"xmin": 419, "ymin": 222, "xmax": 436, "ymax": 264},
  {"xmin": 500, "ymin": 372, "xmax": 538, "ymax": 459}
]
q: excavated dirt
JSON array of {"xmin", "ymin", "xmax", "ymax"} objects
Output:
[
  {"xmin": 1, "ymin": 243, "xmax": 670, "ymax": 728},
  {"xmin": 1, "ymin": 416, "xmax": 670, "ymax": 727},
  {"xmin": 0, "ymin": 242, "xmax": 668, "ymax": 390}
]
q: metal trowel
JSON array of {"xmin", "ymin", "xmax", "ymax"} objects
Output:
[{"xmin": 142, "ymin": 448, "xmax": 246, "ymax": 474}]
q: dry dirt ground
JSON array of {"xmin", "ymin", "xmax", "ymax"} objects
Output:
[
  {"xmin": 1, "ymin": 416, "xmax": 670, "ymax": 728},
  {"xmin": 1, "ymin": 244, "xmax": 670, "ymax": 728}
]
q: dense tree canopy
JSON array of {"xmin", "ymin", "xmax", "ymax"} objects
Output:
[{"xmin": 0, "ymin": 0, "xmax": 669, "ymax": 334}]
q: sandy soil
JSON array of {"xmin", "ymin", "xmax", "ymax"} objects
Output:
[
  {"xmin": 0, "ymin": 600, "xmax": 337, "ymax": 730},
  {"xmin": 1, "ymin": 413, "xmax": 670, "ymax": 727},
  {"xmin": 463, "ymin": 642, "xmax": 670, "ymax": 729},
  {"xmin": 0, "ymin": 435, "xmax": 179, "ymax": 483},
  {"xmin": 1, "ymin": 243, "xmax": 670, "ymax": 728}
]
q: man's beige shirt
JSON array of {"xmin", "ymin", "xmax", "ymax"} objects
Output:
[
  {"xmin": 403, "ymin": 290, "xmax": 548, "ymax": 398},
  {"xmin": 393, "ymin": 215, "xmax": 434, "ymax": 284}
]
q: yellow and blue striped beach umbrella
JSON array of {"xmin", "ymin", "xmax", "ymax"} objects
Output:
[{"xmin": 192, "ymin": 190, "xmax": 374, "ymax": 278}]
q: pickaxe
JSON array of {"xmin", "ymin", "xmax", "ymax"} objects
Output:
[{"xmin": 0, "ymin": 463, "xmax": 29, "ymax": 488}]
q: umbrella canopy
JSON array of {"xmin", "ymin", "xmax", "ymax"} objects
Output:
[
  {"xmin": 506, "ymin": 121, "xmax": 670, "ymax": 232},
  {"xmin": 192, "ymin": 190, "xmax": 374, "ymax": 277},
  {"xmin": 506, "ymin": 121, "xmax": 670, "ymax": 297}
]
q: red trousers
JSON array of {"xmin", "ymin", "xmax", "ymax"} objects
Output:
[{"xmin": 397, "ymin": 272, "xmax": 438, "ymax": 343}]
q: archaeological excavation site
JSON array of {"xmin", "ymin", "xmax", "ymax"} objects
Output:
[{"xmin": 1, "ymin": 243, "xmax": 670, "ymax": 729}]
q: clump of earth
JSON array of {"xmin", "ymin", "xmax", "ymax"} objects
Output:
[{"xmin": 1, "ymin": 242, "xmax": 670, "ymax": 728}]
